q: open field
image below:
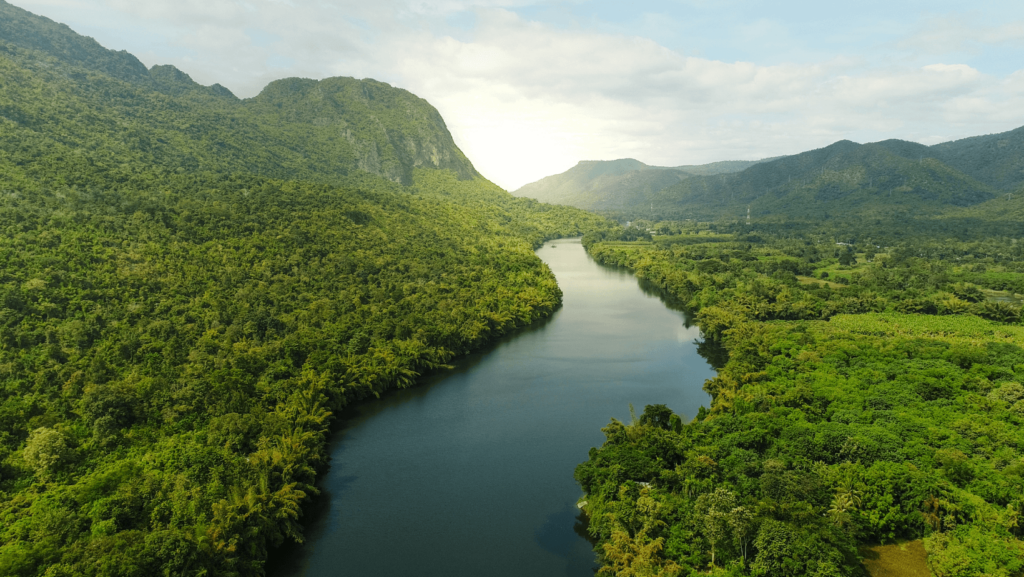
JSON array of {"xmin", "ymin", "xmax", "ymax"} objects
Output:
[
  {"xmin": 825, "ymin": 312, "xmax": 1024, "ymax": 345},
  {"xmin": 860, "ymin": 540, "xmax": 930, "ymax": 577},
  {"xmin": 796, "ymin": 275, "xmax": 846, "ymax": 289}
]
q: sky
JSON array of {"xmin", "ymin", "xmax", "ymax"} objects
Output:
[{"xmin": 12, "ymin": 0, "xmax": 1024, "ymax": 190}]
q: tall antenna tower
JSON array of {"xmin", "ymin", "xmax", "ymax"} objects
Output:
[{"xmin": 746, "ymin": 205, "xmax": 751, "ymax": 225}]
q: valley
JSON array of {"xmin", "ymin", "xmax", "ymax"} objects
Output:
[{"xmin": 1, "ymin": 1, "xmax": 1024, "ymax": 577}]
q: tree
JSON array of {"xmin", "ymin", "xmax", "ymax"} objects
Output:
[
  {"xmin": 639, "ymin": 404, "xmax": 674, "ymax": 430},
  {"xmin": 750, "ymin": 520, "xmax": 795, "ymax": 576},
  {"xmin": 668, "ymin": 414, "xmax": 683, "ymax": 434},
  {"xmin": 23, "ymin": 427, "xmax": 70, "ymax": 478},
  {"xmin": 826, "ymin": 493, "xmax": 853, "ymax": 528},
  {"xmin": 695, "ymin": 488, "xmax": 737, "ymax": 567},
  {"xmin": 598, "ymin": 528, "xmax": 682, "ymax": 577},
  {"xmin": 729, "ymin": 506, "xmax": 754, "ymax": 564}
]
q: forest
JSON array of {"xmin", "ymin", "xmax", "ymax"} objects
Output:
[
  {"xmin": 5, "ymin": 1, "xmax": 1024, "ymax": 576},
  {"xmin": 0, "ymin": 3, "xmax": 614, "ymax": 575},
  {"xmin": 575, "ymin": 224, "xmax": 1024, "ymax": 576}
]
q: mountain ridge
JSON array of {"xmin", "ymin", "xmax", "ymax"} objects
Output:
[
  {"xmin": 517, "ymin": 126, "xmax": 1024, "ymax": 225},
  {"xmin": 0, "ymin": 0, "xmax": 477, "ymax": 186},
  {"xmin": 513, "ymin": 157, "xmax": 768, "ymax": 210}
]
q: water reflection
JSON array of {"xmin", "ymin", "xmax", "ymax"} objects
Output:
[
  {"xmin": 534, "ymin": 504, "xmax": 600, "ymax": 575},
  {"xmin": 593, "ymin": 257, "xmax": 726, "ymax": 370}
]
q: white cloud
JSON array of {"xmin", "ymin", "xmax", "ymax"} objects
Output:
[{"xmin": 390, "ymin": 11, "xmax": 1022, "ymax": 187}]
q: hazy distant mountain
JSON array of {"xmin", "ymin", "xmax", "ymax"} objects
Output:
[
  {"xmin": 518, "ymin": 125, "xmax": 1024, "ymax": 224},
  {"xmin": 512, "ymin": 158, "xmax": 765, "ymax": 210},
  {"xmin": 640, "ymin": 139, "xmax": 1003, "ymax": 222}
]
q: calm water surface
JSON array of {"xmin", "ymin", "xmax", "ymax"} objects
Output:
[{"xmin": 270, "ymin": 238, "xmax": 717, "ymax": 577}]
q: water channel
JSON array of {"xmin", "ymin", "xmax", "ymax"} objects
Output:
[{"xmin": 270, "ymin": 237, "xmax": 717, "ymax": 576}]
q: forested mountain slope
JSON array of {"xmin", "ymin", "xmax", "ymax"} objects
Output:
[
  {"xmin": 0, "ymin": 0, "xmax": 476, "ymax": 186},
  {"xmin": 644, "ymin": 139, "xmax": 1000, "ymax": 222},
  {"xmin": 0, "ymin": 3, "xmax": 612, "ymax": 576},
  {"xmin": 932, "ymin": 124, "xmax": 1024, "ymax": 191},
  {"xmin": 520, "ymin": 124, "xmax": 1024, "ymax": 231},
  {"xmin": 513, "ymin": 158, "xmax": 764, "ymax": 210}
]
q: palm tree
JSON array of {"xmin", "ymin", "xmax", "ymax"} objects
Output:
[{"xmin": 827, "ymin": 493, "xmax": 852, "ymax": 528}]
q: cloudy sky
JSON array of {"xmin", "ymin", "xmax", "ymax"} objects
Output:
[{"xmin": 13, "ymin": 0, "xmax": 1024, "ymax": 190}]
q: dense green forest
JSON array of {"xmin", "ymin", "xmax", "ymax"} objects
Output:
[
  {"xmin": 575, "ymin": 226, "xmax": 1024, "ymax": 576},
  {"xmin": 6, "ymin": 1, "xmax": 1024, "ymax": 576},
  {"xmin": 0, "ymin": 2, "xmax": 613, "ymax": 575}
]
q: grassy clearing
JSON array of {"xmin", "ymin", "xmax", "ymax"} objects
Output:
[
  {"xmin": 982, "ymin": 288, "xmax": 1024, "ymax": 304},
  {"xmin": 824, "ymin": 312, "xmax": 1024, "ymax": 345},
  {"xmin": 796, "ymin": 275, "xmax": 846, "ymax": 289},
  {"xmin": 859, "ymin": 540, "xmax": 930, "ymax": 577},
  {"xmin": 600, "ymin": 241, "xmax": 655, "ymax": 247}
]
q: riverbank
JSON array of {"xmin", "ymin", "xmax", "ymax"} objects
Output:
[{"xmin": 269, "ymin": 238, "xmax": 717, "ymax": 576}]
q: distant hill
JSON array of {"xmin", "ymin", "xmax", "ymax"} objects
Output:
[
  {"xmin": 513, "ymin": 158, "xmax": 764, "ymax": 209},
  {"xmin": 519, "ymin": 126, "xmax": 1024, "ymax": 225},
  {"xmin": 931, "ymin": 125, "xmax": 1024, "ymax": 191},
  {"xmin": 640, "ymin": 139, "xmax": 1000, "ymax": 222}
]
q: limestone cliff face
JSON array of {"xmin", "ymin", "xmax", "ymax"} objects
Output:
[{"xmin": 248, "ymin": 77, "xmax": 480, "ymax": 185}]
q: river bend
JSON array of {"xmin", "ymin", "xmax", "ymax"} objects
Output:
[{"xmin": 271, "ymin": 237, "xmax": 717, "ymax": 576}]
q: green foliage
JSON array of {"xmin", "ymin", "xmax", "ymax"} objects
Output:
[
  {"xmin": 0, "ymin": 4, "xmax": 616, "ymax": 575},
  {"xmin": 582, "ymin": 230, "xmax": 1024, "ymax": 343},
  {"xmin": 22, "ymin": 427, "xmax": 69, "ymax": 478},
  {"xmin": 577, "ymin": 231, "xmax": 1024, "ymax": 575},
  {"xmin": 0, "ymin": 165, "xmax": 609, "ymax": 575}
]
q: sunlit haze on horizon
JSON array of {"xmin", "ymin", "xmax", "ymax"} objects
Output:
[{"xmin": 13, "ymin": 0, "xmax": 1024, "ymax": 190}]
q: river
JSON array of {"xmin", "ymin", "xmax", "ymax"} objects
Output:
[{"xmin": 269, "ymin": 237, "xmax": 717, "ymax": 576}]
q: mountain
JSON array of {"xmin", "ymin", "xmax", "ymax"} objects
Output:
[
  {"xmin": 513, "ymin": 157, "xmax": 764, "ymax": 210},
  {"xmin": 523, "ymin": 129, "xmax": 1023, "ymax": 227},
  {"xmin": 0, "ymin": 0, "xmax": 477, "ymax": 186},
  {"xmin": 0, "ymin": 3, "xmax": 612, "ymax": 576},
  {"xmin": 640, "ymin": 139, "xmax": 1000, "ymax": 222},
  {"xmin": 513, "ymin": 159, "xmax": 688, "ymax": 209},
  {"xmin": 931, "ymin": 124, "xmax": 1024, "ymax": 191}
]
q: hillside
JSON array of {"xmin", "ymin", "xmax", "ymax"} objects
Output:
[
  {"xmin": 932, "ymin": 124, "xmax": 1024, "ymax": 191},
  {"xmin": 0, "ymin": 3, "xmax": 612, "ymax": 576},
  {"xmin": 517, "ymin": 123, "xmax": 1024, "ymax": 233},
  {"xmin": 642, "ymin": 139, "xmax": 1000, "ymax": 223},
  {"xmin": 512, "ymin": 158, "xmax": 763, "ymax": 210},
  {"xmin": 0, "ymin": 0, "xmax": 477, "ymax": 187}
]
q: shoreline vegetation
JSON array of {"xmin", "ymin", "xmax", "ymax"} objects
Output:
[
  {"xmin": 0, "ymin": 167, "xmax": 612, "ymax": 576},
  {"xmin": 575, "ymin": 225, "xmax": 1024, "ymax": 576},
  {"xmin": 0, "ymin": 3, "xmax": 615, "ymax": 574},
  {"xmin": 6, "ymin": 1, "xmax": 1024, "ymax": 576}
]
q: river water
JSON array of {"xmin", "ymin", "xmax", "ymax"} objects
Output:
[{"xmin": 270, "ymin": 237, "xmax": 717, "ymax": 577}]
